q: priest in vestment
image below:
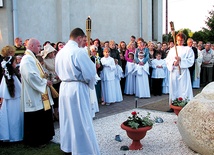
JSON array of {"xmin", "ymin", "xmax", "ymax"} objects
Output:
[{"xmin": 20, "ymin": 38, "xmax": 55, "ymax": 146}]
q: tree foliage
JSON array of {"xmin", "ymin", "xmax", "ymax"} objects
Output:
[
  {"xmin": 192, "ymin": 30, "xmax": 205, "ymax": 43},
  {"xmin": 202, "ymin": 6, "xmax": 214, "ymax": 43}
]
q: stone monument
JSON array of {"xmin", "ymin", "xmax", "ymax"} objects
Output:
[{"xmin": 177, "ymin": 82, "xmax": 214, "ymax": 155}]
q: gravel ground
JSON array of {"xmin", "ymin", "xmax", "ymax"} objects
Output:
[{"xmin": 52, "ymin": 109, "xmax": 200, "ymax": 155}]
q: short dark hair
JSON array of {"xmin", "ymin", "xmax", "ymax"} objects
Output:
[
  {"xmin": 169, "ymin": 39, "xmax": 174, "ymax": 44},
  {"xmin": 131, "ymin": 35, "xmax": 136, "ymax": 39},
  {"xmin": 155, "ymin": 51, "xmax": 162, "ymax": 56},
  {"xmin": 43, "ymin": 41, "xmax": 51, "ymax": 47},
  {"xmin": 69, "ymin": 28, "xmax": 85, "ymax": 39}
]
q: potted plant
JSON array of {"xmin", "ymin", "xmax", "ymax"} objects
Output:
[
  {"xmin": 170, "ymin": 97, "xmax": 189, "ymax": 115},
  {"xmin": 121, "ymin": 111, "xmax": 154, "ymax": 150}
]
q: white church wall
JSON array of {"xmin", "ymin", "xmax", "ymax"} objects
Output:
[{"xmin": 0, "ymin": 0, "xmax": 162, "ymax": 48}]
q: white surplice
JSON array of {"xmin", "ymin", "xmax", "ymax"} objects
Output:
[
  {"xmin": 124, "ymin": 61, "xmax": 136, "ymax": 95},
  {"xmin": 55, "ymin": 40, "xmax": 100, "ymax": 155},
  {"xmin": 100, "ymin": 56, "xmax": 116, "ymax": 103},
  {"xmin": 114, "ymin": 64, "xmax": 123, "ymax": 102},
  {"xmin": 162, "ymin": 65, "xmax": 170, "ymax": 94},
  {"xmin": 133, "ymin": 60, "xmax": 150, "ymax": 98},
  {"xmin": 20, "ymin": 50, "xmax": 54, "ymax": 112},
  {"xmin": 166, "ymin": 46, "xmax": 194, "ymax": 103},
  {"xmin": 151, "ymin": 59, "xmax": 166, "ymax": 79},
  {"xmin": 89, "ymin": 86, "xmax": 99, "ymax": 118},
  {"xmin": 0, "ymin": 76, "xmax": 24, "ymax": 142},
  {"xmin": 89, "ymin": 73, "xmax": 100, "ymax": 118}
]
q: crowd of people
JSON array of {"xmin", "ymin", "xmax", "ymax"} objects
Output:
[{"xmin": 0, "ymin": 29, "xmax": 214, "ymax": 154}]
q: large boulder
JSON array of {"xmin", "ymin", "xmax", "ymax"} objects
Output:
[{"xmin": 177, "ymin": 82, "xmax": 214, "ymax": 155}]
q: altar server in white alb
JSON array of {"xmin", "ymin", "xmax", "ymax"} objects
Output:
[
  {"xmin": 151, "ymin": 51, "xmax": 166, "ymax": 96},
  {"xmin": 55, "ymin": 28, "xmax": 100, "ymax": 155},
  {"xmin": 166, "ymin": 32, "xmax": 194, "ymax": 105},
  {"xmin": 133, "ymin": 51, "xmax": 150, "ymax": 98},
  {"xmin": 124, "ymin": 52, "xmax": 136, "ymax": 95},
  {"xmin": 100, "ymin": 48, "xmax": 117, "ymax": 105},
  {"xmin": 114, "ymin": 59, "xmax": 123, "ymax": 102}
]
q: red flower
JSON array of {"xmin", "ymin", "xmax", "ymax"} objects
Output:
[
  {"xmin": 131, "ymin": 111, "xmax": 137, "ymax": 116},
  {"xmin": 178, "ymin": 97, "xmax": 183, "ymax": 101}
]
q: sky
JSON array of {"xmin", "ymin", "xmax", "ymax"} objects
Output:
[{"xmin": 162, "ymin": 0, "xmax": 214, "ymax": 33}]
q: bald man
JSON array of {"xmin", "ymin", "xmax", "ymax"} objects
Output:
[{"xmin": 20, "ymin": 38, "xmax": 55, "ymax": 147}]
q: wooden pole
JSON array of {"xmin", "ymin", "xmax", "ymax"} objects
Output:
[
  {"xmin": 169, "ymin": 21, "xmax": 181, "ymax": 75},
  {"xmin": 86, "ymin": 16, "xmax": 91, "ymax": 56}
]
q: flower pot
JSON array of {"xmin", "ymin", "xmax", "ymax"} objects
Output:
[
  {"xmin": 121, "ymin": 122, "xmax": 152, "ymax": 150},
  {"xmin": 170, "ymin": 104, "xmax": 183, "ymax": 115}
]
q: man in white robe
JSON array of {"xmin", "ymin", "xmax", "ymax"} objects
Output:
[
  {"xmin": 55, "ymin": 28, "xmax": 100, "ymax": 155},
  {"xmin": 166, "ymin": 32, "xmax": 194, "ymax": 111}
]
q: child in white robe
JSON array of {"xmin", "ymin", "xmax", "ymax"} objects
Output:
[
  {"xmin": 162, "ymin": 64, "xmax": 170, "ymax": 94},
  {"xmin": 114, "ymin": 59, "xmax": 123, "ymax": 102},
  {"xmin": 151, "ymin": 52, "xmax": 166, "ymax": 96},
  {"xmin": 0, "ymin": 56, "xmax": 24, "ymax": 142},
  {"xmin": 101, "ymin": 48, "xmax": 116, "ymax": 105},
  {"xmin": 133, "ymin": 51, "xmax": 150, "ymax": 98},
  {"xmin": 124, "ymin": 52, "xmax": 136, "ymax": 95}
]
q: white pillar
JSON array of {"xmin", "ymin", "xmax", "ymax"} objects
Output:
[
  {"xmin": 153, "ymin": 0, "xmax": 163, "ymax": 42},
  {"xmin": 142, "ymin": 0, "xmax": 152, "ymax": 41},
  {"xmin": 56, "ymin": 0, "xmax": 71, "ymax": 42},
  {"xmin": 12, "ymin": 0, "xmax": 18, "ymax": 41}
]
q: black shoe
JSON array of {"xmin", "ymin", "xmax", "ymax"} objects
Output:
[
  {"xmin": 167, "ymin": 108, "xmax": 174, "ymax": 112},
  {"xmin": 63, "ymin": 152, "xmax": 72, "ymax": 155}
]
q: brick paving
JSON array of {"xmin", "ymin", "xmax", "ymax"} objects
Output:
[
  {"xmin": 54, "ymin": 94, "xmax": 169, "ymax": 128},
  {"xmin": 94, "ymin": 94, "xmax": 169, "ymax": 119},
  {"xmin": 94, "ymin": 87, "xmax": 203, "ymax": 119},
  {"xmin": 54, "ymin": 87, "xmax": 203, "ymax": 128}
]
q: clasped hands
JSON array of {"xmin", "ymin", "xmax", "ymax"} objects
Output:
[
  {"xmin": 157, "ymin": 65, "xmax": 163, "ymax": 68},
  {"xmin": 138, "ymin": 61, "xmax": 144, "ymax": 66}
]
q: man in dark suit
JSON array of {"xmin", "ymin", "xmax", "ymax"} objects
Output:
[{"xmin": 187, "ymin": 38, "xmax": 198, "ymax": 85}]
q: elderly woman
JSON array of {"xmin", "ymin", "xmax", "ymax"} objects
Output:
[
  {"xmin": 43, "ymin": 44, "xmax": 60, "ymax": 121},
  {"xmin": 89, "ymin": 45, "xmax": 101, "ymax": 118}
]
